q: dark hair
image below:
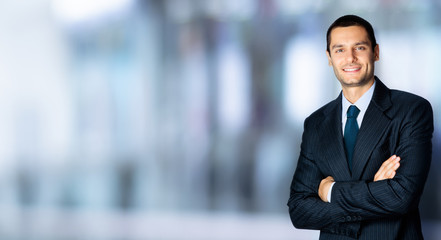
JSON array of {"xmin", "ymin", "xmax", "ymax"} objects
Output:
[{"xmin": 326, "ymin": 15, "xmax": 377, "ymax": 53}]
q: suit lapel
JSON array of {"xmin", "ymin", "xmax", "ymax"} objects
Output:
[
  {"xmin": 351, "ymin": 78, "xmax": 392, "ymax": 180},
  {"xmin": 319, "ymin": 94, "xmax": 352, "ymax": 180}
]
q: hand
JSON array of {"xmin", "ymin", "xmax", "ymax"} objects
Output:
[
  {"xmin": 318, "ymin": 176, "xmax": 335, "ymax": 202},
  {"xmin": 374, "ymin": 155, "xmax": 401, "ymax": 181}
]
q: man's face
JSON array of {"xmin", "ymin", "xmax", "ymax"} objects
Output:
[{"xmin": 326, "ymin": 26, "xmax": 379, "ymax": 88}]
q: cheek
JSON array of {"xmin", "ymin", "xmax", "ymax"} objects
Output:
[{"xmin": 328, "ymin": 58, "xmax": 337, "ymax": 66}]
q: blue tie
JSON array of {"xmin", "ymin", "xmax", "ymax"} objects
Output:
[{"xmin": 344, "ymin": 105, "xmax": 360, "ymax": 172}]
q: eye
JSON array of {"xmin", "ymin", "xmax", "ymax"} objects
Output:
[
  {"xmin": 356, "ymin": 46, "xmax": 366, "ymax": 51},
  {"xmin": 335, "ymin": 49, "xmax": 343, "ymax": 53}
]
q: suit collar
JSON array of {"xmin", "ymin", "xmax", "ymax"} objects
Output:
[
  {"xmin": 370, "ymin": 76, "xmax": 392, "ymax": 115},
  {"xmin": 321, "ymin": 77, "xmax": 393, "ymax": 180},
  {"xmin": 351, "ymin": 76, "xmax": 392, "ymax": 180},
  {"xmin": 320, "ymin": 94, "xmax": 353, "ymax": 180}
]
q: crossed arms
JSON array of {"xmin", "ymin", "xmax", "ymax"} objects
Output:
[
  {"xmin": 318, "ymin": 155, "xmax": 401, "ymax": 202},
  {"xmin": 287, "ymin": 98, "xmax": 433, "ymax": 233}
]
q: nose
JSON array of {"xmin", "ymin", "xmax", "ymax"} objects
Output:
[{"xmin": 346, "ymin": 49, "xmax": 357, "ymax": 63}]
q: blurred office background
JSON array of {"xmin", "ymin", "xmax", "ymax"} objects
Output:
[{"xmin": 0, "ymin": 0, "xmax": 440, "ymax": 239}]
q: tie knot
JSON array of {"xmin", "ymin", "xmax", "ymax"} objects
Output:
[{"xmin": 347, "ymin": 105, "xmax": 360, "ymax": 118}]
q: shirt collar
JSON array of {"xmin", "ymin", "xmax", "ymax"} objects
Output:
[{"xmin": 342, "ymin": 80, "xmax": 376, "ymax": 125}]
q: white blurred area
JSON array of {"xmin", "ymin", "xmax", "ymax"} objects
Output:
[
  {"xmin": 0, "ymin": 0, "xmax": 441, "ymax": 239},
  {"xmin": 52, "ymin": 0, "xmax": 134, "ymax": 23}
]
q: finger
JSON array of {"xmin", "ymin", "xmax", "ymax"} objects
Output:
[
  {"xmin": 375, "ymin": 169, "xmax": 386, "ymax": 181},
  {"xmin": 376, "ymin": 164, "xmax": 390, "ymax": 180},
  {"xmin": 385, "ymin": 168, "xmax": 397, "ymax": 179},
  {"xmin": 378, "ymin": 155, "xmax": 397, "ymax": 173},
  {"xmin": 390, "ymin": 169, "xmax": 396, "ymax": 177},
  {"xmin": 385, "ymin": 169, "xmax": 395, "ymax": 178},
  {"xmin": 387, "ymin": 155, "xmax": 397, "ymax": 162},
  {"xmin": 384, "ymin": 161, "xmax": 400, "ymax": 179},
  {"xmin": 374, "ymin": 155, "xmax": 400, "ymax": 181},
  {"xmin": 385, "ymin": 158, "xmax": 400, "ymax": 173},
  {"xmin": 383, "ymin": 156, "xmax": 400, "ymax": 172},
  {"xmin": 390, "ymin": 171, "xmax": 396, "ymax": 178},
  {"xmin": 375, "ymin": 156, "xmax": 400, "ymax": 181},
  {"xmin": 323, "ymin": 176, "xmax": 334, "ymax": 183},
  {"xmin": 375, "ymin": 169, "xmax": 389, "ymax": 181},
  {"xmin": 385, "ymin": 155, "xmax": 399, "ymax": 165},
  {"xmin": 392, "ymin": 160, "xmax": 400, "ymax": 171}
]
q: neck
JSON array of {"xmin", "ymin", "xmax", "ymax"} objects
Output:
[{"xmin": 342, "ymin": 79, "xmax": 374, "ymax": 104}]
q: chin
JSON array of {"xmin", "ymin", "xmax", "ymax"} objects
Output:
[
  {"xmin": 340, "ymin": 78, "xmax": 361, "ymax": 85},
  {"xmin": 338, "ymin": 80, "xmax": 362, "ymax": 88}
]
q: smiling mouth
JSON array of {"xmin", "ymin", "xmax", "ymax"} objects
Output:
[{"xmin": 343, "ymin": 67, "xmax": 361, "ymax": 72}]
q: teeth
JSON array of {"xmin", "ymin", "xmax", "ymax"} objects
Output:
[{"xmin": 344, "ymin": 68, "xmax": 360, "ymax": 72}]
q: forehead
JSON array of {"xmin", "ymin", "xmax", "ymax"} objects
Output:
[{"xmin": 329, "ymin": 26, "xmax": 371, "ymax": 46}]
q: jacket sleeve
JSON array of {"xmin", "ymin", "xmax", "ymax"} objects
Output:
[
  {"xmin": 330, "ymin": 98, "xmax": 433, "ymax": 221},
  {"xmin": 287, "ymin": 117, "xmax": 361, "ymax": 236}
]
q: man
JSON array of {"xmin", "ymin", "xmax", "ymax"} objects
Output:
[{"xmin": 287, "ymin": 15, "xmax": 433, "ymax": 239}]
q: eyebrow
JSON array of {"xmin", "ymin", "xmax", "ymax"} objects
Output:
[{"xmin": 331, "ymin": 41, "xmax": 370, "ymax": 50}]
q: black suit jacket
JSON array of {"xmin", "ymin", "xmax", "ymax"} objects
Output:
[{"xmin": 287, "ymin": 77, "xmax": 433, "ymax": 239}]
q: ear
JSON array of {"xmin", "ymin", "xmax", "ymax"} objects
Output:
[
  {"xmin": 374, "ymin": 44, "xmax": 380, "ymax": 61},
  {"xmin": 326, "ymin": 50, "xmax": 332, "ymax": 66}
]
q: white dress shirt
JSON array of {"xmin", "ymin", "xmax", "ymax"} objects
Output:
[{"xmin": 327, "ymin": 80, "xmax": 376, "ymax": 203}]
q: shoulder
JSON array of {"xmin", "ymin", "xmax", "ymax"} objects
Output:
[
  {"xmin": 389, "ymin": 89, "xmax": 432, "ymax": 110},
  {"xmin": 387, "ymin": 89, "xmax": 433, "ymax": 122},
  {"xmin": 373, "ymin": 78, "xmax": 431, "ymax": 111},
  {"xmin": 304, "ymin": 97, "xmax": 339, "ymax": 127}
]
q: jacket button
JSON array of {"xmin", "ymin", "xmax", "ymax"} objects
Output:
[
  {"xmin": 346, "ymin": 216, "xmax": 351, "ymax": 221},
  {"xmin": 357, "ymin": 216, "xmax": 362, "ymax": 221}
]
